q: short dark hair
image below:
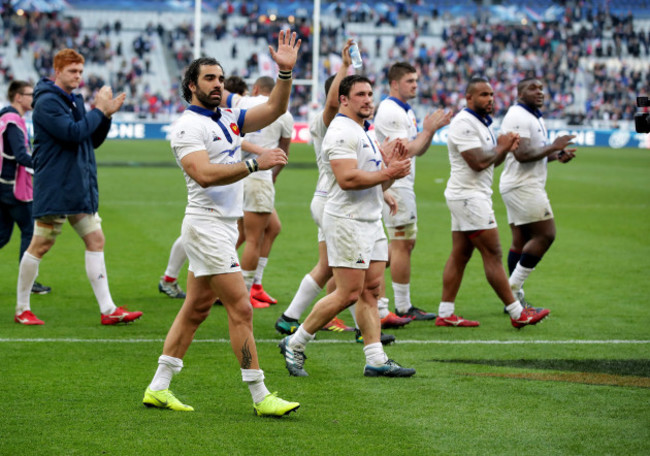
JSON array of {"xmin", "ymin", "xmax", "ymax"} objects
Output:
[
  {"xmin": 339, "ymin": 75, "xmax": 372, "ymax": 99},
  {"xmin": 324, "ymin": 75, "xmax": 336, "ymax": 97},
  {"xmin": 388, "ymin": 62, "xmax": 417, "ymax": 84},
  {"xmin": 224, "ymin": 75, "xmax": 247, "ymax": 95},
  {"xmin": 181, "ymin": 57, "xmax": 222, "ymax": 103},
  {"xmin": 8, "ymin": 80, "xmax": 31, "ymax": 102},
  {"xmin": 465, "ymin": 76, "xmax": 489, "ymax": 95},
  {"xmin": 254, "ymin": 76, "xmax": 275, "ymax": 94},
  {"xmin": 517, "ymin": 77, "xmax": 540, "ymax": 94}
]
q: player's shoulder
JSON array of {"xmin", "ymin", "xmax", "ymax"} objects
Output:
[
  {"xmin": 376, "ymin": 97, "xmax": 403, "ymax": 115},
  {"xmin": 324, "ymin": 116, "xmax": 358, "ymax": 141},
  {"xmin": 449, "ymin": 110, "xmax": 475, "ymax": 128}
]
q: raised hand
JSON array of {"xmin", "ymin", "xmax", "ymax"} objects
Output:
[
  {"xmin": 341, "ymin": 38, "xmax": 354, "ymax": 67},
  {"xmin": 268, "ymin": 30, "xmax": 302, "ymax": 71}
]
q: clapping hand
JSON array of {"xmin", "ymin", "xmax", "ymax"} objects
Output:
[
  {"xmin": 94, "ymin": 86, "xmax": 126, "ymax": 118},
  {"xmin": 423, "ymin": 109, "xmax": 453, "ymax": 134}
]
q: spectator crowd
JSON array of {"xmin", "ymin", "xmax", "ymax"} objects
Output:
[{"xmin": 0, "ymin": 0, "xmax": 648, "ymax": 125}]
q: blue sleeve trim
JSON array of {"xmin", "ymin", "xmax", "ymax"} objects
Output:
[{"xmin": 237, "ymin": 109, "xmax": 246, "ymax": 135}]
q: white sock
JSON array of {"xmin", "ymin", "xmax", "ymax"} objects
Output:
[
  {"xmin": 438, "ymin": 301, "xmax": 455, "ymax": 318},
  {"xmin": 377, "ymin": 297, "xmax": 390, "ymax": 319},
  {"xmin": 85, "ymin": 251, "xmax": 116, "ymax": 315},
  {"xmin": 509, "ymin": 264, "xmax": 534, "ymax": 292},
  {"xmin": 506, "ymin": 301, "xmax": 524, "ymax": 320},
  {"xmin": 253, "ymin": 257, "xmax": 268, "ymax": 285},
  {"xmin": 289, "ymin": 324, "xmax": 315, "ymax": 350},
  {"xmin": 284, "ymin": 274, "xmax": 322, "ymax": 320},
  {"xmin": 363, "ymin": 342, "xmax": 388, "ymax": 366},
  {"xmin": 149, "ymin": 355, "xmax": 183, "ymax": 391},
  {"xmin": 164, "ymin": 236, "xmax": 187, "ymax": 278},
  {"xmin": 393, "ymin": 282, "xmax": 411, "ymax": 314},
  {"xmin": 348, "ymin": 304, "xmax": 358, "ymax": 328},
  {"xmin": 17, "ymin": 252, "xmax": 39, "ymax": 313},
  {"xmin": 242, "ymin": 269, "xmax": 255, "ymax": 291},
  {"xmin": 241, "ymin": 369, "xmax": 270, "ymax": 404}
]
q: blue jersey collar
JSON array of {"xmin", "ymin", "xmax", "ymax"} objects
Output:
[
  {"xmin": 387, "ymin": 96, "xmax": 412, "ymax": 113},
  {"xmin": 463, "ymin": 107, "xmax": 493, "ymax": 127},
  {"xmin": 187, "ymin": 104, "xmax": 222, "ymax": 122},
  {"xmin": 336, "ymin": 113, "xmax": 372, "ymax": 131},
  {"xmin": 517, "ymin": 102, "xmax": 543, "ymax": 119}
]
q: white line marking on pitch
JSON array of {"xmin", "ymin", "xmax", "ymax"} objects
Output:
[{"xmin": 1, "ymin": 338, "xmax": 649, "ymax": 345}]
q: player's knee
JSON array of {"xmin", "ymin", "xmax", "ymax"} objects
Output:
[
  {"xmin": 543, "ymin": 231, "xmax": 556, "ymax": 248},
  {"xmin": 34, "ymin": 222, "xmax": 62, "ymax": 241},
  {"xmin": 85, "ymin": 235, "xmax": 105, "ymax": 251},
  {"xmin": 229, "ymin": 299, "xmax": 253, "ymax": 324},
  {"xmin": 339, "ymin": 289, "xmax": 361, "ymax": 308},
  {"xmin": 189, "ymin": 305, "xmax": 212, "ymax": 325},
  {"xmin": 365, "ymin": 279, "xmax": 382, "ymax": 298}
]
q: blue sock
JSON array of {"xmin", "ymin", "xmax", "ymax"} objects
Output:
[
  {"xmin": 508, "ymin": 250, "xmax": 522, "ymax": 275},
  {"xmin": 520, "ymin": 253, "xmax": 542, "ymax": 269}
]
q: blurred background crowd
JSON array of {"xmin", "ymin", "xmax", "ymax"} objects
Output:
[{"xmin": 1, "ymin": 0, "xmax": 649, "ymax": 129}]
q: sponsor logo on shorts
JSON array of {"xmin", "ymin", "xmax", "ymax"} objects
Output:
[
  {"xmin": 356, "ymin": 255, "xmax": 365, "ymax": 264},
  {"xmin": 230, "ymin": 257, "xmax": 239, "ymax": 268}
]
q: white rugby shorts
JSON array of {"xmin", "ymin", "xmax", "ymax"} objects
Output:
[
  {"xmin": 382, "ymin": 187, "xmax": 417, "ymax": 228},
  {"xmin": 501, "ymin": 187, "xmax": 554, "ymax": 226},
  {"xmin": 182, "ymin": 213, "xmax": 241, "ymax": 277},
  {"xmin": 446, "ymin": 197, "xmax": 497, "ymax": 232},
  {"xmin": 243, "ymin": 178, "xmax": 275, "ymax": 213},
  {"xmin": 322, "ymin": 214, "xmax": 387, "ymax": 269},
  {"xmin": 310, "ymin": 194, "xmax": 326, "ymax": 242}
]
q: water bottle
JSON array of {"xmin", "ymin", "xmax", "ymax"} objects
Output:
[{"xmin": 349, "ymin": 42, "xmax": 363, "ymax": 69}]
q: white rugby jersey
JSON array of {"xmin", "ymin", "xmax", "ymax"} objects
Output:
[
  {"xmin": 444, "ymin": 108, "xmax": 497, "ymax": 200},
  {"xmin": 227, "ymin": 94, "xmax": 294, "ymax": 182},
  {"xmin": 373, "ymin": 96, "xmax": 417, "ymax": 190},
  {"xmin": 170, "ymin": 105, "xmax": 246, "ymax": 219},
  {"xmin": 308, "ymin": 109, "xmax": 330, "ymax": 198},
  {"xmin": 499, "ymin": 103, "xmax": 549, "ymax": 193},
  {"xmin": 322, "ymin": 114, "xmax": 385, "ymax": 222}
]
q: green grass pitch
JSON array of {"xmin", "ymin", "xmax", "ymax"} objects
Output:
[{"xmin": 1, "ymin": 140, "xmax": 648, "ymax": 455}]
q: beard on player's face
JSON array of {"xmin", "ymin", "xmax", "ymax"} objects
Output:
[{"xmin": 194, "ymin": 87, "xmax": 221, "ymax": 110}]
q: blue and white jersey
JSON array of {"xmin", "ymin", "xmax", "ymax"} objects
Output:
[
  {"xmin": 499, "ymin": 103, "xmax": 549, "ymax": 193},
  {"xmin": 322, "ymin": 114, "xmax": 384, "ymax": 222},
  {"xmin": 374, "ymin": 96, "xmax": 417, "ymax": 190},
  {"xmin": 170, "ymin": 105, "xmax": 246, "ymax": 219}
]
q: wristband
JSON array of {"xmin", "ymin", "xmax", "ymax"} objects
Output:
[
  {"xmin": 245, "ymin": 158, "xmax": 259, "ymax": 174},
  {"xmin": 278, "ymin": 69, "xmax": 292, "ymax": 80}
]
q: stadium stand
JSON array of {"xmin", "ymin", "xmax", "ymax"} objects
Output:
[{"xmin": 0, "ymin": 0, "xmax": 648, "ymax": 128}]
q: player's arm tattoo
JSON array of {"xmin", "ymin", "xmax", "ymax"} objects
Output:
[{"xmin": 241, "ymin": 338, "xmax": 252, "ymax": 369}]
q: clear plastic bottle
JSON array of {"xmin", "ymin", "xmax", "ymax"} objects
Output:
[{"xmin": 349, "ymin": 42, "xmax": 363, "ymax": 69}]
